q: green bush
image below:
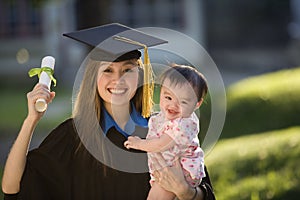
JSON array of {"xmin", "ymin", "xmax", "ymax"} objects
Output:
[
  {"xmin": 222, "ymin": 67, "xmax": 300, "ymax": 138},
  {"xmin": 206, "ymin": 126, "xmax": 300, "ymax": 200}
]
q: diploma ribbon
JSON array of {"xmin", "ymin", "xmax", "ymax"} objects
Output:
[{"xmin": 28, "ymin": 67, "xmax": 57, "ymax": 86}]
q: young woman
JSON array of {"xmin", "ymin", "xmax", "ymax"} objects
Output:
[{"xmin": 2, "ymin": 24, "xmax": 215, "ymax": 200}]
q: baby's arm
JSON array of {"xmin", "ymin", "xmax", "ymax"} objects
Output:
[{"xmin": 124, "ymin": 134, "xmax": 175, "ymax": 152}]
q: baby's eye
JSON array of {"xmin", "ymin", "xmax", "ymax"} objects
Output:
[
  {"xmin": 165, "ymin": 96, "xmax": 172, "ymax": 100},
  {"xmin": 181, "ymin": 101, "xmax": 188, "ymax": 105}
]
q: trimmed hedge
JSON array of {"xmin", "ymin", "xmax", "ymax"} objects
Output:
[
  {"xmin": 206, "ymin": 126, "xmax": 300, "ymax": 200},
  {"xmin": 222, "ymin": 67, "xmax": 300, "ymax": 138}
]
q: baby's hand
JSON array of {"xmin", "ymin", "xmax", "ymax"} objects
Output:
[{"xmin": 124, "ymin": 136, "xmax": 142, "ymax": 150}]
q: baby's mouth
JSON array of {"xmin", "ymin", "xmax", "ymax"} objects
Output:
[{"xmin": 167, "ymin": 109, "xmax": 179, "ymax": 115}]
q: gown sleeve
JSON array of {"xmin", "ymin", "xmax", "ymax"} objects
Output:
[
  {"xmin": 3, "ymin": 193, "xmax": 18, "ymax": 200},
  {"xmin": 3, "ymin": 119, "xmax": 76, "ymax": 200},
  {"xmin": 199, "ymin": 166, "xmax": 216, "ymax": 200}
]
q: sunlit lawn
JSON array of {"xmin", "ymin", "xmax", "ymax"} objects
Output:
[
  {"xmin": 0, "ymin": 87, "xmax": 72, "ymax": 136},
  {"xmin": 206, "ymin": 127, "xmax": 300, "ymax": 200}
]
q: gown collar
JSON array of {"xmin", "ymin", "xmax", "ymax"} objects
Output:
[{"xmin": 101, "ymin": 102, "xmax": 148, "ymax": 137}]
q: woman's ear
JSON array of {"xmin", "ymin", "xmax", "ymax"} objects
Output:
[{"xmin": 195, "ymin": 98, "xmax": 204, "ymax": 110}]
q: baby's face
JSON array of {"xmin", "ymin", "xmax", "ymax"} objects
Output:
[{"xmin": 160, "ymin": 78, "xmax": 200, "ymax": 120}]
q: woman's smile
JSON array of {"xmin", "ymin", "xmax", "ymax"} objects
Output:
[{"xmin": 108, "ymin": 87, "xmax": 128, "ymax": 95}]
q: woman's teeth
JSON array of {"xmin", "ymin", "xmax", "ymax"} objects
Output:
[{"xmin": 109, "ymin": 88, "xmax": 126, "ymax": 94}]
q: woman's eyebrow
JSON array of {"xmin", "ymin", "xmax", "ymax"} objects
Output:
[
  {"xmin": 99, "ymin": 62, "xmax": 112, "ymax": 68},
  {"xmin": 123, "ymin": 60, "xmax": 137, "ymax": 66}
]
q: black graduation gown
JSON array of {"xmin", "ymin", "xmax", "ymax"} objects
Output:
[{"xmin": 3, "ymin": 119, "xmax": 215, "ymax": 200}]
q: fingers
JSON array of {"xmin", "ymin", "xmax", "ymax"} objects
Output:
[
  {"xmin": 124, "ymin": 140, "xmax": 130, "ymax": 149},
  {"xmin": 28, "ymin": 84, "xmax": 54, "ymax": 104},
  {"xmin": 152, "ymin": 170, "xmax": 161, "ymax": 182},
  {"xmin": 26, "ymin": 83, "xmax": 56, "ymax": 117},
  {"xmin": 123, "ymin": 136, "xmax": 141, "ymax": 149},
  {"xmin": 151, "ymin": 153, "xmax": 168, "ymax": 171},
  {"xmin": 173, "ymin": 156, "xmax": 181, "ymax": 168},
  {"xmin": 151, "ymin": 153, "xmax": 170, "ymax": 183},
  {"xmin": 124, "ymin": 136, "xmax": 135, "ymax": 149},
  {"xmin": 49, "ymin": 91, "xmax": 56, "ymax": 103}
]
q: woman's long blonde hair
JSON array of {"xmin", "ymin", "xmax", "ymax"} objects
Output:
[{"xmin": 72, "ymin": 58, "xmax": 144, "ymax": 171}]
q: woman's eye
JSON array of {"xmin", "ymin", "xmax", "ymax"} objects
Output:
[
  {"xmin": 103, "ymin": 68, "xmax": 112, "ymax": 73},
  {"xmin": 123, "ymin": 68, "xmax": 133, "ymax": 73}
]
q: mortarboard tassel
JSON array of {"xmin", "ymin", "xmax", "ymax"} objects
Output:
[{"xmin": 113, "ymin": 36, "xmax": 154, "ymax": 118}]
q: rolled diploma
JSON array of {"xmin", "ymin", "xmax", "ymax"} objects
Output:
[{"xmin": 35, "ymin": 56, "xmax": 55, "ymax": 112}]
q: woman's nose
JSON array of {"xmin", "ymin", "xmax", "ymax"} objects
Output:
[{"xmin": 112, "ymin": 72, "xmax": 124, "ymax": 83}]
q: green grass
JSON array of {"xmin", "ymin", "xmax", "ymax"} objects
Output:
[
  {"xmin": 0, "ymin": 87, "xmax": 72, "ymax": 136},
  {"xmin": 206, "ymin": 126, "xmax": 300, "ymax": 200},
  {"xmin": 222, "ymin": 67, "xmax": 300, "ymax": 138},
  {"xmin": 0, "ymin": 88, "xmax": 28, "ymax": 130}
]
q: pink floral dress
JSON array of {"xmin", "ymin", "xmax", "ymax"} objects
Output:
[{"xmin": 147, "ymin": 112, "xmax": 205, "ymax": 187}]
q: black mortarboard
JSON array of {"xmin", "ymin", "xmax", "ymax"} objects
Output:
[
  {"xmin": 63, "ymin": 23, "xmax": 168, "ymax": 118},
  {"xmin": 63, "ymin": 23, "xmax": 167, "ymax": 62}
]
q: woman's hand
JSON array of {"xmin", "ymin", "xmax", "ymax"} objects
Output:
[
  {"xmin": 151, "ymin": 153, "xmax": 188, "ymax": 194},
  {"xmin": 151, "ymin": 153, "xmax": 204, "ymax": 200},
  {"xmin": 26, "ymin": 83, "xmax": 55, "ymax": 122}
]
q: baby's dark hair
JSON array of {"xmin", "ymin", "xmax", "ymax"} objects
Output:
[{"xmin": 159, "ymin": 65, "xmax": 208, "ymax": 101}]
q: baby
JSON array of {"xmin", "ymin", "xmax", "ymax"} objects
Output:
[{"xmin": 124, "ymin": 65, "xmax": 208, "ymax": 200}]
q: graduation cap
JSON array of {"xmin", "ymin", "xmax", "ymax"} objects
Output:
[
  {"xmin": 63, "ymin": 23, "xmax": 168, "ymax": 117},
  {"xmin": 63, "ymin": 23, "xmax": 167, "ymax": 61}
]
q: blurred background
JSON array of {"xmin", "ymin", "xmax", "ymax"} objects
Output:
[{"xmin": 0, "ymin": 0, "xmax": 299, "ymax": 199}]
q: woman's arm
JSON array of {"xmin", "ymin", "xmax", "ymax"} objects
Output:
[
  {"xmin": 124, "ymin": 134, "xmax": 176, "ymax": 152},
  {"xmin": 2, "ymin": 117, "xmax": 38, "ymax": 194},
  {"xmin": 1, "ymin": 84, "xmax": 55, "ymax": 194}
]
